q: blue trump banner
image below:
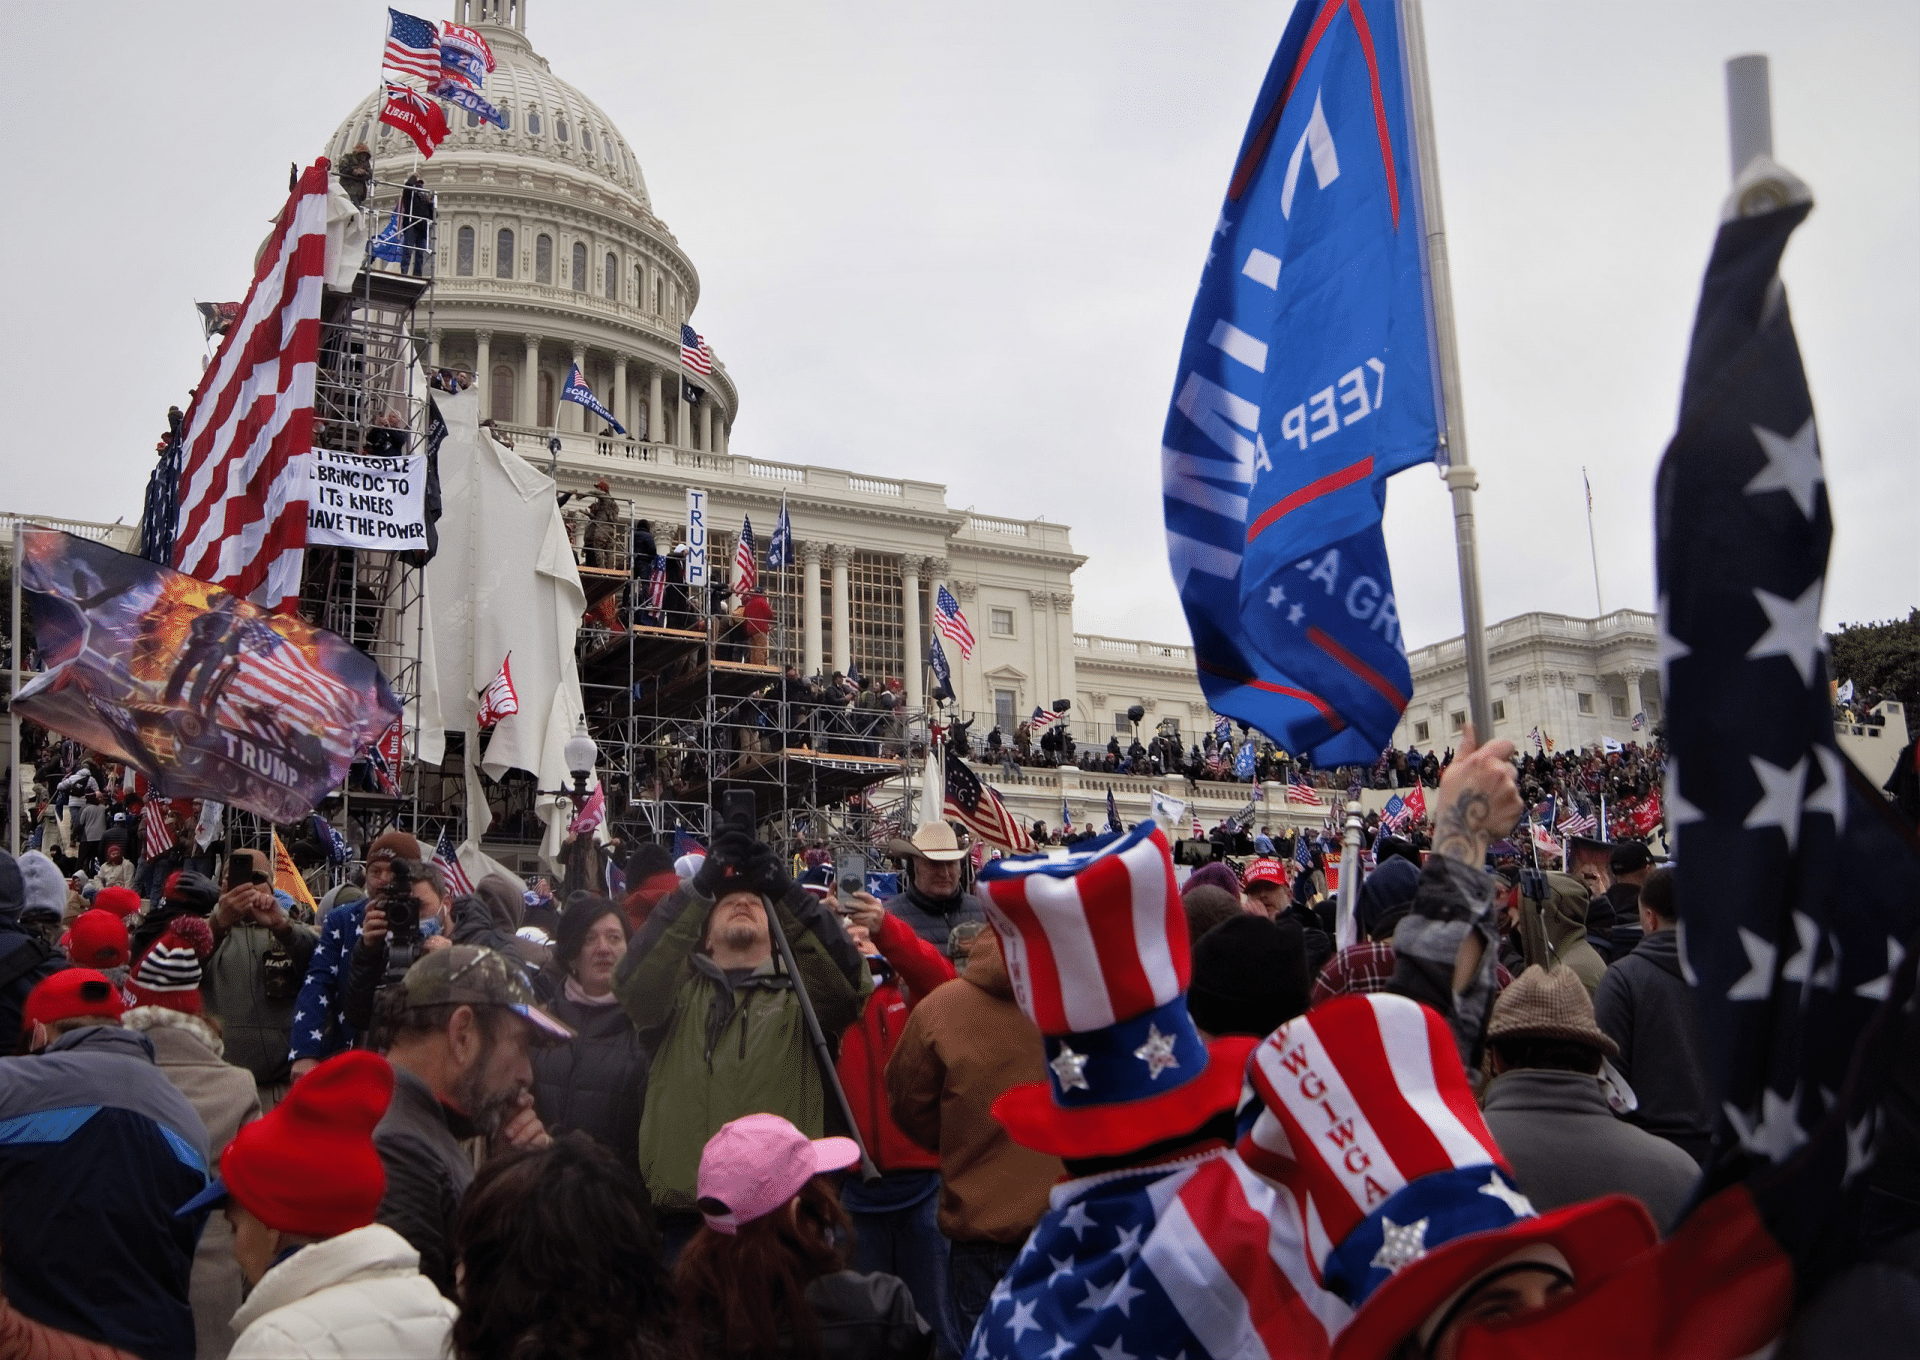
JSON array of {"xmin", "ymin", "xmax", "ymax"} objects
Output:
[
  {"xmin": 561, "ymin": 363, "xmax": 624, "ymax": 434},
  {"xmin": 1163, "ymin": 0, "xmax": 1445, "ymax": 763}
]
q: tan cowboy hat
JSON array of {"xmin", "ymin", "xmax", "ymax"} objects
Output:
[{"xmin": 888, "ymin": 822, "xmax": 968, "ymax": 863}]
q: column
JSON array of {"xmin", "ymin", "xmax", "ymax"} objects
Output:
[
  {"xmin": 1623, "ymin": 668, "xmax": 1645, "ymax": 726},
  {"xmin": 901, "ymin": 556, "xmax": 924, "ymax": 709},
  {"xmin": 801, "ymin": 542, "xmax": 824, "ymax": 676},
  {"xmin": 1052, "ymin": 593, "xmax": 1076, "ymax": 712},
  {"xmin": 473, "ymin": 331, "xmax": 491, "ymax": 412},
  {"xmin": 647, "ymin": 367, "xmax": 663, "ymax": 445},
  {"xmin": 569, "ymin": 344, "xmax": 587, "ymax": 433},
  {"xmin": 1030, "ymin": 589, "xmax": 1052, "ymax": 708},
  {"xmin": 700, "ymin": 401, "xmax": 714, "ymax": 453},
  {"xmin": 829, "ymin": 545, "xmax": 851, "ymax": 676},
  {"xmin": 715, "ymin": 414, "xmax": 728, "ymax": 455},
  {"xmin": 612, "ymin": 354, "xmax": 628, "ymax": 438},
  {"xmin": 522, "ymin": 335, "xmax": 540, "ymax": 429},
  {"xmin": 428, "ymin": 328, "xmax": 442, "ymax": 370}
]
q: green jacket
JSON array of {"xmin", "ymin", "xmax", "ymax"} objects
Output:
[
  {"xmin": 617, "ymin": 881, "xmax": 871, "ymax": 1214},
  {"xmin": 202, "ymin": 916, "xmax": 318, "ymax": 1086}
]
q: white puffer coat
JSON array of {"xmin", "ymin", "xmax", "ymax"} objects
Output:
[{"xmin": 228, "ymin": 1224, "xmax": 456, "ymax": 1359}]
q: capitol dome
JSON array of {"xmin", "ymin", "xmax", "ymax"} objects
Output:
[{"xmin": 326, "ymin": 0, "xmax": 734, "ymax": 455}]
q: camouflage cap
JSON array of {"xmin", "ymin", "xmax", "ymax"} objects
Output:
[{"xmin": 397, "ymin": 945, "xmax": 574, "ymax": 1043}]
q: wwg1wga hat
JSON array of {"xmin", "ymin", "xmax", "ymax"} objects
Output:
[
  {"xmin": 696, "ymin": 1112, "xmax": 860, "ymax": 1234},
  {"xmin": 976, "ymin": 821, "xmax": 1259, "ymax": 1159},
  {"xmin": 1237, "ymin": 993, "xmax": 1657, "ymax": 1360},
  {"xmin": 177, "ymin": 1051, "xmax": 395, "ymax": 1237}
]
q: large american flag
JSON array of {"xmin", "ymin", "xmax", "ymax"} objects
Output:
[
  {"xmin": 383, "ymin": 8, "xmax": 441, "ymax": 83},
  {"xmin": 432, "ymin": 828, "xmax": 475, "ymax": 897},
  {"xmin": 944, "ymin": 757, "xmax": 1032, "ymax": 853},
  {"xmin": 1282, "ymin": 771, "xmax": 1324, "ymax": 806},
  {"xmin": 172, "ymin": 162, "xmax": 329, "ymax": 611},
  {"xmin": 732, "ymin": 516, "xmax": 757, "ymax": 594},
  {"xmin": 680, "ymin": 324, "xmax": 714, "ymax": 376},
  {"xmin": 933, "ymin": 585, "xmax": 975, "ymax": 659}
]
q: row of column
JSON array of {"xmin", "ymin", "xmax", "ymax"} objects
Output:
[
  {"xmin": 796, "ymin": 548, "xmax": 948, "ymax": 711},
  {"xmin": 433, "ymin": 329, "xmax": 727, "ymax": 451}
]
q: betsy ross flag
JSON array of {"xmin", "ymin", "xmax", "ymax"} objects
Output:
[
  {"xmin": 766, "ymin": 496, "xmax": 792, "ymax": 570},
  {"xmin": 733, "ymin": 516, "xmax": 757, "ymax": 594},
  {"xmin": 1163, "ymin": 0, "xmax": 1438, "ymax": 768},
  {"xmin": 944, "ymin": 759, "xmax": 1032, "ymax": 853},
  {"xmin": 379, "ymin": 82, "xmax": 449, "ymax": 157},
  {"xmin": 680, "ymin": 324, "xmax": 714, "ymax": 375},
  {"xmin": 933, "ymin": 585, "xmax": 975, "ymax": 659},
  {"xmin": 432, "ymin": 828, "xmax": 474, "ymax": 897},
  {"xmin": 1283, "ymin": 771, "xmax": 1324, "ymax": 806},
  {"xmin": 172, "ymin": 162, "xmax": 330, "ymax": 611},
  {"xmin": 476, "ymin": 655, "xmax": 519, "ymax": 729},
  {"xmin": 561, "ymin": 363, "xmax": 624, "ymax": 434},
  {"xmin": 382, "ymin": 8, "xmax": 440, "ymax": 83}
]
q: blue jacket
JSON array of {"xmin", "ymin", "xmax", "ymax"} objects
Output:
[
  {"xmin": 0, "ymin": 1026, "xmax": 211, "ymax": 1360},
  {"xmin": 289, "ymin": 899, "xmax": 366, "ymax": 1061}
]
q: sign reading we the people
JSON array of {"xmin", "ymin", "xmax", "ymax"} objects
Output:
[{"xmin": 307, "ymin": 448, "xmax": 428, "ymax": 548}]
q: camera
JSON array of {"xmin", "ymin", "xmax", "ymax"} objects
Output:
[{"xmin": 383, "ymin": 854, "xmax": 421, "ymax": 949}]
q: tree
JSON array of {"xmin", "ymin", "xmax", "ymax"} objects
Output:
[{"xmin": 1828, "ymin": 609, "xmax": 1920, "ymax": 716}]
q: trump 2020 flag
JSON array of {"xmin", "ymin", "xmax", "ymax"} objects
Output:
[
  {"xmin": 561, "ymin": 364, "xmax": 624, "ymax": 435},
  {"xmin": 767, "ymin": 495, "xmax": 792, "ymax": 570},
  {"xmin": 1164, "ymin": 0, "xmax": 1444, "ymax": 766}
]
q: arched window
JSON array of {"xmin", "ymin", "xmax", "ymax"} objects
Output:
[
  {"xmin": 604, "ymin": 252, "xmax": 617, "ymax": 301},
  {"xmin": 535, "ymin": 234, "xmax": 552, "ymax": 284},
  {"xmin": 556, "ymin": 116, "xmax": 570, "ymax": 143},
  {"xmin": 571, "ymin": 242, "xmax": 587, "ymax": 292},
  {"xmin": 538, "ymin": 370, "xmax": 556, "ymax": 426},
  {"xmin": 498, "ymin": 106, "xmax": 512, "ymax": 130},
  {"xmin": 582, "ymin": 127, "xmax": 594, "ymax": 153},
  {"xmin": 456, "ymin": 226, "xmax": 475, "ymax": 276},
  {"xmin": 466, "ymin": 108, "xmax": 480, "ymax": 127},
  {"xmin": 633, "ymin": 264, "xmax": 643, "ymax": 305},
  {"xmin": 355, "ymin": 120, "xmax": 369, "ymax": 144},
  {"xmin": 378, "ymin": 121, "xmax": 391, "ymax": 140},
  {"xmin": 490, "ymin": 364, "xmax": 515, "ymax": 423},
  {"xmin": 652, "ymin": 275, "xmax": 662, "ymax": 314},
  {"xmin": 527, "ymin": 108, "xmax": 542, "ymax": 136},
  {"xmin": 495, "ymin": 228, "xmax": 514, "ymax": 279}
]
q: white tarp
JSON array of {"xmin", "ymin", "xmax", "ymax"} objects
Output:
[
  {"xmin": 417, "ymin": 386, "xmax": 590, "ymax": 871},
  {"xmin": 322, "ymin": 180, "xmax": 368, "ymax": 290}
]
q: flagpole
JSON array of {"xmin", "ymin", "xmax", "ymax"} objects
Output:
[
  {"xmin": 8, "ymin": 522, "xmax": 20, "ymax": 857},
  {"xmin": 1402, "ymin": 0, "xmax": 1494, "ymax": 739},
  {"xmin": 1583, "ymin": 467, "xmax": 1604, "ymax": 615}
]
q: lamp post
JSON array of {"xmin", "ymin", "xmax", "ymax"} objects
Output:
[{"xmin": 539, "ymin": 718, "xmax": 601, "ymax": 894}]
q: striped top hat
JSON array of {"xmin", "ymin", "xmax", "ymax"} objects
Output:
[
  {"xmin": 1238, "ymin": 993, "xmax": 1656, "ymax": 1359},
  {"xmin": 976, "ymin": 822, "xmax": 1259, "ymax": 1158}
]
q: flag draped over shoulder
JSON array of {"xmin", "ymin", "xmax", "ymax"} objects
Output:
[
  {"xmin": 172, "ymin": 161, "xmax": 330, "ymax": 612},
  {"xmin": 1163, "ymin": 0, "xmax": 1442, "ymax": 766}
]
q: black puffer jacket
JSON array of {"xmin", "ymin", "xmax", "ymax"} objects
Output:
[
  {"xmin": 1593, "ymin": 929, "xmax": 1713, "ymax": 1164},
  {"xmin": 530, "ymin": 982, "xmax": 648, "ymax": 1174},
  {"xmin": 697, "ymin": 1270, "xmax": 933, "ymax": 1360},
  {"xmin": 882, "ymin": 882, "xmax": 985, "ymax": 951}
]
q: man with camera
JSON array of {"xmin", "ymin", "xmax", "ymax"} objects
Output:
[
  {"xmin": 342, "ymin": 858, "xmax": 456, "ymax": 1044},
  {"xmin": 204, "ymin": 847, "xmax": 319, "ymax": 1108},
  {"xmin": 615, "ymin": 827, "xmax": 871, "ymax": 1247},
  {"xmin": 290, "ymin": 829, "xmax": 421, "ymax": 1077}
]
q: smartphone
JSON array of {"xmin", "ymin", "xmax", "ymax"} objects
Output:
[
  {"xmin": 722, "ymin": 790, "xmax": 757, "ymax": 833},
  {"xmin": 839, "ymin": 852, "xmax": 867, "ymax": 895}
]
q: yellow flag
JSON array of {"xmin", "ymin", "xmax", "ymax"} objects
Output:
[{"xmin": 272, "ymin": 830, "xmax": 318, "ymax": 915}]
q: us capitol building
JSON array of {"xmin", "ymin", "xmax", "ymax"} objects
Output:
[{"xmin": 8, "ymin": 1, "xmax": 1677, "ymax": 840}]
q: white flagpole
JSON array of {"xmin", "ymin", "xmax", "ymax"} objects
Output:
[
  {"xmin": 9, "ymin": 522, "xmax": 20, "ymax": 857},
  {"xmin": 1402, "ymin": 0, "xmax": 1494, "ymax": 739},
  {"xmin": 1583, "ymin": 467, "xmax": 1604, "ymax": 615}
]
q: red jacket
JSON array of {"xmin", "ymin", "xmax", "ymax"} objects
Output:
[{"xmin": 838, "ymin": 911, "xmax": 954, "ymax": 1173}]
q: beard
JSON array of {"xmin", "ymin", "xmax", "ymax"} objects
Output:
[
  {"xmin": 720, "ymin": 920, "xmax": 761, "ymax": 952},
  {"xmin": 451, "ymin": 1029, "xmax": 525, "ymax": 1139}
]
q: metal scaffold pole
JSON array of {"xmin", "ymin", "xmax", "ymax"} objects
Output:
[{"xmin": 1402, "ymin": 0, "xmax": 1494, "ymax": 739}]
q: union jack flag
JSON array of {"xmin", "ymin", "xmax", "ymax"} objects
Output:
[{"xmin": 934, "ymin": 585, "xmax": 975, "ymax": 659}]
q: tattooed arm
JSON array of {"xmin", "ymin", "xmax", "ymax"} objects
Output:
[{"xmin": 1429, "ymin": 729, "xmax": 1523, "ymax": 866}]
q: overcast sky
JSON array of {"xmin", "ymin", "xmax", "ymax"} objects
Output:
[{"xmin": 3, "ymin": 1, "xmax": 1912, "ymax": 651}]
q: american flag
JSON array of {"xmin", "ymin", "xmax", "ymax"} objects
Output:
[
  {"xmin": 933, "ymin": 585, "xmax": 975, "ymax": 659},
  {"xmin": 945, "ymin": 759, "xmax": 1032, "ymax": 853},
  {"xmin": 1028, "ymin": 705, "xmax": 1060, "ymax": 734},
  {"xmin": 219, "ymin": 624, "xmax": 365, "ymax": 753},
  {"xmin": 732, "ymin": 516, "xmax": 757, "ymax": 594},
  {"xmin": 1294, "ymin": 833, "xmax": 1313, "ymax": 870},
  {"xmin": 382, "ymin": 8, "xmax": 441, "ymax": 83},
  {"xmin": 680, "ymin": 324, "xmax": 714, "ymax": 376},
  {"xmin": 1380, "ymin": 792, "xmax": 1407, "ymax": 828},
  {"xmin": 432, "ymin": 828, "xmax": 474, "ymax": 897},
  {"xmin": 476, "ymin": 655, "xmax": 519, "ymax": 729},
  {"xmin": 172, "ymin": 162, "xmax": 329, "ymax": 611},
  {"xmin": 142, "ymin": 797, "xmax": 175, "ymax": 861},
  {"xmin": 1558, "ymin": 809, "xmax": 1598, "ymax": 837},
  {"xmin": 1283, "ymin": 771, "xmax": 1324, "ymax": 806},
  {"xmin": 645, "ymin": 556, "xmax": 667, "ymax": 616}
]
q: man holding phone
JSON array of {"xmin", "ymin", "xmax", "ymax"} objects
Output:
[{"xmin": 205, "ymin": 848, "xmax": 319, "ymax": 1107}]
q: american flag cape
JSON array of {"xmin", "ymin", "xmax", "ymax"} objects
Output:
[
  {"xmin": 645, "ymin": 556, "xmax": 668, "ymax": 616},
  {"xmin": 968, "ymin": 1147, "xmax": 1346, "ymax": 1359},
  {"xmin": 934, "ymin": 585, "xmax": 976, "ymax": 659},
  {"xmin": 172, "ymin": 161, "xmax": 329, "ymax": 611},
  {"xmin": 945, "ymin": 758, "xmax": 1033, "ymax": 853},
  {"xmin": 432, "ymin": 828, "xmax": 475, "ymax": 897}
]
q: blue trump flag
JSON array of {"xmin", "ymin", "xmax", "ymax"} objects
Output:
[
  {"xmin": 369, "ymin": 206, "xmax": 404, "ymax": 263},
  {"xmin": 1162, "ymin": 0, "xmax": 1445, "ymax": 763},
  {"xmin": 561, "ymin": 363, "xmax": 625, "ymax": 434}
]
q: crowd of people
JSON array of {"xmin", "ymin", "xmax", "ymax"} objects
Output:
[{"xmin": 0, "ymin": 716, "xmax": 1907, "ymax": 1358}]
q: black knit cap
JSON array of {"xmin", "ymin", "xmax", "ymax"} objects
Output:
[{"xmin": 1187, "ymin": 914, "xmax": 1309, "ymax": 1040}]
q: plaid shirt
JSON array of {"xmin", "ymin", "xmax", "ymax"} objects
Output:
[{"xmin": 1312, "ymin": 941, "xmax": 1512, "ymax": 1008}]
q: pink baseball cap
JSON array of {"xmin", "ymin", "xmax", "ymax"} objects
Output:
[{"xmin": 695, "ymin": 1113, "xmax": 860, "ymax": 1234}]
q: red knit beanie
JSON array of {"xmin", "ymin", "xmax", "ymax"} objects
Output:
[
  {"xmin": 221, "ymin": 1051, "xmax": 395, "ymax": 1238},
  {"xmin": 93, "ymin": 886, "xmax": 142, "ymax": 919},
  {"xmin": 68, "ymin": 910, "xmax": 130, "ymax": 970}
]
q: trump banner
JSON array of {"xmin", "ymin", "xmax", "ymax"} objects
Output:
[{"xmin": 12, "ymin": 528, "xmax": 401, "ymax": 823}]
